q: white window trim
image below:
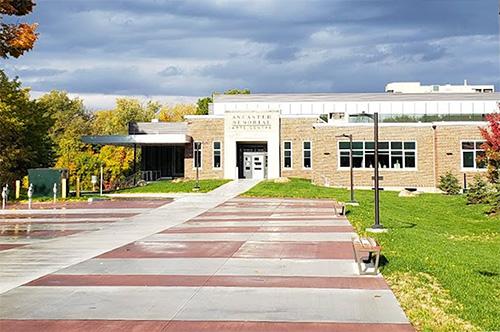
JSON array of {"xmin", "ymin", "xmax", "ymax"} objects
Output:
[
  {"xmin": 213, "ymin": 140, "xmax": 222, "ymax": 170},
  {"xmin": 193, "ymin": 141, "xmax": 202, "ymax": 169},
  {"xmin": 337, "ymin": 140, "xmax": 418, "ymax": 171},
  {"xmin": 283, "ymin": 140, "xmax": 293, "ymax": 169},
  {"xmin": 303, "ymin": 140, "xmax": 312, "ymax": 170},
  {"xmin": 460, "ymin": 139, "xmax": 487, "ymax": 172}
]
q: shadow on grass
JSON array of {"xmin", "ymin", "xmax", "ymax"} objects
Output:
[
  {"xmin": 477, "ymin": 270, "xmax": 499, "ymax": 277},
  {"xmin": 363, "ymin": 254, "xmax": 389, "ymax": 268},
  {"xmin": 393, "ymin": 221, "xmax": 417, "ymax": 229}
]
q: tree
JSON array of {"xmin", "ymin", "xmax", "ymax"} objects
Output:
[
  {"xmin": 196, "ymin": 96, "xmax": 212, "ymax": 115},
  {"xmin": 196, "ymin": 89, "xmax": 250, "ymax": 115},
  {"xmin": 92, "ymin": 98, "xmax": 157, "ymax": 135},
  {"xmin": 479, "ymin": 112, "xmax": 500, "ymax": 184},
  {"xmin": 158, "ymin": 103, "xmax": 197, "ymax": 122},
  {"xmin": 0, "ymin": 70, "xmax": 52, "ymax": 186},
  {"xmin": 438, "ymin": 171, "xmax": 461, "ymax": 195},
  {"xmin": 38, "ymin": 91, "xmax": 90, "ymax": 155},
  {"xmin": 0, "ymin": 0, "xmax": 38, "ymax": 58},
  {"xmin": 88, "ymin": 98, "xmax": 158, "ymax": 188},
  {"xmin": 224, "ymin": 88, "xmax": 250, "ymax": 95}
]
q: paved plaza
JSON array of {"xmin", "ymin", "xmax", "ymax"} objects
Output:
[{"xmin": 0, "ymin": 181, "xmax": 413, "ymax": 331}]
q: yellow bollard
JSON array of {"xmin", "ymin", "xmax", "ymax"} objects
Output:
[
  {"xmin": 76, "ymin": 177, "xmax": 80, "ymax": 198},
  {"xmin": 61, "ymin": 179, "xmax": 67, "ymax": 199},
  {"xmin": 15, "ymin": 180, "xmax": 20, "ymax": 199}
]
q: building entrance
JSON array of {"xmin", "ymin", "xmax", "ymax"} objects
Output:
[
  {"xmin": 236, "ymin": 142, "xmax": 267, "ymax": 179},
  {"xmin": 243, "ymin": 152, "xmax": 267, "ymax": 179}
]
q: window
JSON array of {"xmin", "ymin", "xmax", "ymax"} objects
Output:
[
  {"xmin": 193, "ymin": 141, "xmax": 202, "ymax": 168},
  {"xmin": 338, "ymin": 140, "xmax": 416, "ymax": 169},
  {"xmin": 213, "ymin": 141, "xmax": 221, "ymax": 169},
  {"xmin": 283, "ymin": 141, "xmax": 292, "ymax": 168},
  {"xmin": 303, "ymin": 141, "xmax": 312, "ymax": 169},
  {"xmin": 461, "ymin": 141, "xmax": 486, "ymax": 170}
]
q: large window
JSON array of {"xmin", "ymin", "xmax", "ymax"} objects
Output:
[
  {"xmin": 303, "ymin": 141, "xmax": 312, "ymax": 169},
  {"xmin": 193, "ymin": 141, "xmax": 202, "ymax": 168},
  {"xmin": 283, "ymin": 141, "xmax": 292, "ymax": 168},
  {"xmin": 461, "ymin": 141, "xmax": 486, "ymax": 170},
  {"xmin": 338, "ymin": 141, "xmax": 416, "ymax": 169},
  {"xmin": 213, "ymin": 141, "xmax": 221, "ymax": 169}
]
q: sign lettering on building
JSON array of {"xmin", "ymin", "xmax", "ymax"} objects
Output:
[
  {"xmin": 230, "ymin": 113, "xmax": 273, "ymax": 130},
  {"xmin": 225, "ymin": 111, "xmax": 279, "ymax": 134}
]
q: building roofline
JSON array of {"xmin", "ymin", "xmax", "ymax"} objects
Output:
[
  {"xmin": 313, "ymin": 121, "xmax": 488, "ymax": 128},
  {"xmin": 213, "ymin": 92, "xmax": 500, "ymax": 103}
]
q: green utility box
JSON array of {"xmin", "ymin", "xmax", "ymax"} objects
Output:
[{"xmin": 28, "ymin": 168, "xmax": 69, "ymax": 197}]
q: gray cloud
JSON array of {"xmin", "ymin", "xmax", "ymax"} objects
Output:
[
  {"xmin": 158, "ymin": 66, "xmax": 182, "ymax": 76},
  {"xmin": 2, "ymin": 0, "xmax": 498, "ymax": 106}
]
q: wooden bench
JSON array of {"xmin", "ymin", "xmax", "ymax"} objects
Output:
[
  {"xmin": 352, "ymin": 237, "xmax": 381, "ymax": 275},
  {"xmin": 333, "ymin": 202, "xmax": 346, "ymax": 216},
  {"xmin": 0, "ymin": 223, "xmax": 31, "ymax": 235}
]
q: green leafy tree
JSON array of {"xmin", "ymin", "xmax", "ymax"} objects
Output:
[
  {"xmin": 0, "ymin": 70, "xmax": 52, "ymax": 186},
  {"xmin": 196, "ymin": 89, "xmax": 250, "ymax": 115},
  {"xmin": 196, "ymin": 96, "xmax": 212, "ymax": 115},
  {"xmin": 38, "ymin": 91, "xmax": 90, "ymax": 156},
  {"xmin": 223, "ymin": 88, "xmax": 250, "ymax": 95},
  {"xmin": 89, "ymin": 98, "xmax": 157, "ymax": 188},
  {"xmin": 92, "ymin": 98, "xmax": 157, "ymax": 135}
]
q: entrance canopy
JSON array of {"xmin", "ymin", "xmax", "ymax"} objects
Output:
[
  {"xmin": 82, "ymin": 121, "xmax": 191, "ymax": 146},
  {"xmin": 82, "ymin": 134, "xmax": 191, "ymax": 146}
]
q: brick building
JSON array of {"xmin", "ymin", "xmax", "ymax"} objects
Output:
[{"xmin": 84, "ymin": 86, "xmax": 499, "ymax": 192}]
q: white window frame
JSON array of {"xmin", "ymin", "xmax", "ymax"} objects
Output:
[
  {"xmin": 460, "ymin": 140, "xmax": 486, "ymax": 171},
  {"xmin": 193, "ymin": 141, "xmax": 202, "ymax": 169},
  {"xmin": 213, "ymin": 141, "xmax": 222, "ymax": 169},
  {"xmin": 283, "ymin": 141, "xmax": 293, "ymax": 169},
  {"xmin": 303, "ymin": 140, "xmax": 312, "ymax": 169},
  {"xmin": 337, "ymin": 140, "xmax": 418, "ymax": 171}
]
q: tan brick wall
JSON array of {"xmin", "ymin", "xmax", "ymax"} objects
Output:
[
  {"xmin": 312, "ymin": 125, "xmax": 435, "ymax": 189},
  {"xmin": 311, "ymin": 123, "xmax": 487, "ymax": 190},
  {"xmin": 184, "ymin": 118, "xmax": 225, "ymax": 179},
  {"xmin": 434, "ymin": 125, "xmax": 487, "ymax": 187},
  {"xmin": 280, "ymin": 118, "xmax": 318, "ymax": 179},
  {"xmin": 183, "ymin": 116, "xmax": 487, "ymax": 187}
]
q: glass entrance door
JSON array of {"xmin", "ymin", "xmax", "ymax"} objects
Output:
[{"xmin": 252, "ymin": 154, "xmax": 265, "ymax": 179}]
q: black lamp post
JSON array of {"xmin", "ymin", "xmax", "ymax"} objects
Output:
[
  {"xmin": 336, "ymin": 133, "xmax": 357, "ymax": 204},
  {"xmin": 194, "ymin": 142, "xmax": 201, "ymax": 191},
  {"xmin": 351, "ymin": 112, "xmax": 383, "ymax": 230}
]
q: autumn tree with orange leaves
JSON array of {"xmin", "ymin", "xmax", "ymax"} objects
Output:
[
  {"xmin": 479, "ymin": 110, "xmax": 500, "ymax": 184},
  {"xmin": 0, "ymin": 0, "xmax": 38, "ymax": 58}
]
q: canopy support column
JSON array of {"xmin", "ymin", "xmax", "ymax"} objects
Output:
[{"xmin": 133, "ymin": 143, "xmax": 137, "ymax": 185}]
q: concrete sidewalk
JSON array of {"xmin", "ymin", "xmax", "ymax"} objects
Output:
[
  {"xmin": 0, "ymin": 180, "xmax": 259, "ymax": 294},
  {"xmin": 0, "ymin": 194, "xmax": 413, "ymax": 331}
]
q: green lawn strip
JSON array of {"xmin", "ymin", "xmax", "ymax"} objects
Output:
[
  {"xmin": 243, "ymin": 178, "xmax": 500, "ymax": 331},
  {"xmin": 117, "ymin": 179, "xmax": 231, "ymax": 194}
]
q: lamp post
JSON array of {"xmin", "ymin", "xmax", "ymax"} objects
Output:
[
  {"xmin": 336, "ymin": 134, "xmax": 357, "ymax": 204},
  {"xmin": 351, "ymin": 111, "xmax": 384, "ymax": 230},
  {"xmin": 194, "ymin": 142, "xmax": 201, "ymax": 191}
]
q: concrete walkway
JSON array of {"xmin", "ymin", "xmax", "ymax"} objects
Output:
[
  {"xmin": 0, "ymin": 180, "xmax": 259, "ymax": 295},
  {"xmin": 0, "ymin": 192, "xmax": 413, "ymax": 331}
]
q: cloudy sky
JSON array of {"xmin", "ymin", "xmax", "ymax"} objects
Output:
[{"xmin": 3, "ymin": 0, "xmax": 500, "ymax": 109}]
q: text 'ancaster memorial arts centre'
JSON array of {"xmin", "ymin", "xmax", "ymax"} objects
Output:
[{"xmin": 83, "ymin": 81, "xmax": 499, "ymax": 192}]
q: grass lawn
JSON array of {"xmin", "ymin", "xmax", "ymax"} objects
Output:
[
  {"xmin": 244, "ymin": 178, "xmax": 500, "ymax": 331},
  {"xmin": 117, "ymin": 179, "xmax": 231, "ymax": 194}
]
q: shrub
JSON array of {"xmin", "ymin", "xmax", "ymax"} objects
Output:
[
  {"xmin": 466, "ymin": 175, "xmax": 490, "ymax": 204},
  {"xmin": 488, "ymin": 184, "xmax": 500, "ymax": 216},
  {"xmin": 438, "ymin": 172, "xmax": 461, "ymax": 195}
]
